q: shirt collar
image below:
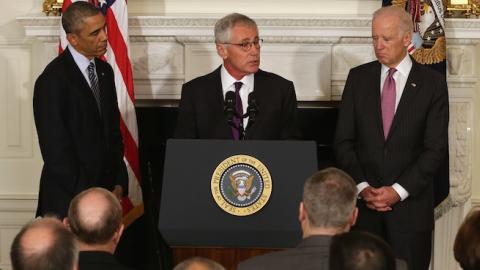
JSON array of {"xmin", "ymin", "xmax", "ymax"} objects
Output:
[
  {"xmin": 68, "ymin": 44, "xmax": 94, "ymax": 72},
  {"xmin": 220, "ymin": 65, "xmax": 254, "ymax": 92},
  {"xmin": 381, "ymin": 54, "xmax": 412, "ymax": 78}
]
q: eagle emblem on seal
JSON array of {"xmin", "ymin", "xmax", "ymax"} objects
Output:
[{"xmin": 229, "ymin": 170, "xmax": 257, "ymax": 201}]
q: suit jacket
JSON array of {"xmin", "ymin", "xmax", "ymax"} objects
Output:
[
  {"xmin": 79, "ymin": 251, "xmax": 134, "ymax": 270},
  {"xmin": 33, "ymin": 48, "xmax": 127, "ymax": 218},
  {"xmin": 237, "ymin": 235, "xmax": 331, "ymax": 270},
  {"xmin": 174, "ymin": 66, "xmax": 301, "ymax": 139},
  {"xmin": 334, "ymin": 59, "xmax": 449, "ymax": 232}
]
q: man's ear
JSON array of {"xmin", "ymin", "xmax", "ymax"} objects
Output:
[
  {"xmin": 403, "ymin": 31, "xmax": 412, "ymax": 47},
  {"xmin": 350, "ymin": 207, "xmax": 359, "ymax": 227},
  {"xmin": 66, "ymin": 33, "xmax": 77, "ymax": 47},
  {"xmin": 299, "ymin": 202, "xmax": 307, "ymax": 222},
  {"xmin": 216, "ymin": 43, "xmax": 228, "ymax": 59},
  {"xmin": 113, "ymin": 224, "xmax": 125, "ymax": 245},
  {"xmin": 63, "ymin": 217, "xmax": 71, "ymax": 230}
]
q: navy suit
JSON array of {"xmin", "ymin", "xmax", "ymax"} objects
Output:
[
  {"xmin": 33, "ymin": 48, "xmax": 127, "ymax": 219},
  {"xmin": 174, "ymin": 66, "xmax": 301, "ymax": 140},
  {"xmin": 334, "ymin": 59, "xmax": 449, "ymax": 270}
]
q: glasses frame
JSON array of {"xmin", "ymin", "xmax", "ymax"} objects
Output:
[{"xmin": 222, "ymin": 38, "xmax": 264, "ymax": 51}]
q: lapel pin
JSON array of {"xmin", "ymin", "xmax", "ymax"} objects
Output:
[
  {"xmin": 101, "ymin": 72, "xmax": 105, "ymax": 76},
  {"xmin": 411, "ymin": 83, "xmax": 416, "ymax": 87}
]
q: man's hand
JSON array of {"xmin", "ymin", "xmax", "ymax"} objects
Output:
[
  {"xmin": 361, "ymin": 186, "xmax": 400, "ymax": 212},
  {"xmin": 112, "ymin": 185, "xmax": 123, "ymax": 201}
]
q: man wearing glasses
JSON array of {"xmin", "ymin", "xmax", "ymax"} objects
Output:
[{"xmin": 174, "ymin": 13, "xmax": 300, "ymax": 140}]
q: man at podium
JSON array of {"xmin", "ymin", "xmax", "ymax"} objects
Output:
[{"xmin": 174, "ymin": 13, "xmax": 301, "ymax": 140}]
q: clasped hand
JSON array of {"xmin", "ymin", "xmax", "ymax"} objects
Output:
[{"xmin": 360, "ymin": 186, "xmax": 400, "ymax": 212}]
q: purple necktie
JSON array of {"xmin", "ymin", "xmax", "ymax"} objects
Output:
[
  {"xmin": 232, "ymin": 81, "xmax": 243, "ymax": 140},
  {"xmin": 381, "ymin": 68, "xmax": 396, "ymax": 139}
]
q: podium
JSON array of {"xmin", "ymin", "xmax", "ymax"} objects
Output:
[{"xmin": 159, "ymin": 139, "xmax": 318, "ymax": 269}]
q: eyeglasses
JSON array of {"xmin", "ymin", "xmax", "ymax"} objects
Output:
[{"xmin": 223, "ymin": 39, "xmax": 264, "ymax": 51}]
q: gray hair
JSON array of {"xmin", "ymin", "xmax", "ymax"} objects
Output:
[
  {"xmin": 373, "ymin": 6, "xmax": 413, "ymax": 34},
  {"xmin": 62, "ymin": 1, "xmax": 101, "ymax": 34},
  {"xmin": 174, "ymin": 256, "xmax": 226, "ymax": 270},
  {"xmin": 214, "ymin": 13, "xmax": 258, "ymax": 43},
  {"xmin": 303, "ymin": 167, "xmax": 357, "ymax": 228}
]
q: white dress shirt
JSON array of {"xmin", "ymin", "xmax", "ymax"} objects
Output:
[
  {"xmin": 220, "ymin": 65, "xmax": 254, "ymax": 128},
  {"xmin": 357, "ymin": 54, "xmax": 412, "ymax": 201}
]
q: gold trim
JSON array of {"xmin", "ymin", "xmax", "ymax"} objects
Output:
[
  {"xmin": 122, "ymin": 203, "xmax": 144, "ymax": 227},
  {"xmin": 392, "ymin": 0, "xmax": 407, "ymax": 7},
  {"xmin": 211, "ymin": 155, "xmax": 272, "ymax": 216}
]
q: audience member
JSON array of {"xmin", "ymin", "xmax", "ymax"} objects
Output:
[
  {"xmin": 174, "ymin": 256, "xmax": 226, "ymax": 270},
  {"xmin": 454, "ymin": 209, "xmax": 480, "ymax": 270},
  {"xmin": 237, "ymin": 167, "xmax": 358, "ymax": 270},
  {"xmin": 10, "ymin": 217, "xmax": 78, "ymax": 270},
  {"xmin": 64, "ymin": 187, "xmax": 133, "ymax": 270},
  {"xmin": 329, "ymin": 231, "xmax": 400, "ymax": 270}
]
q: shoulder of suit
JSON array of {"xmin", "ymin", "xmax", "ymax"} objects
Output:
[
  {"xmin": 256, "ymin": 69, "xmax": 293, "ymax": 84},
  {"xmin": 348, "ymin": 60, "xmax": 379, "ymax": 74},
  {"xmin": 183, "ymin": 67, "xmax": 220, "ymax": 88}
]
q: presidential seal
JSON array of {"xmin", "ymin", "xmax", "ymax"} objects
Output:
[{"xmin": 211, "ymin": 155, "xmax": 272, "ymax": 216}]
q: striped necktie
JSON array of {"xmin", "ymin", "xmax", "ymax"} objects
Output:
[{"xmin": 87, "ymin": 62, "xmax": 102, "ymax": 113}]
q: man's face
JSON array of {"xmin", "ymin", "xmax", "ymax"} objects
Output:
[
  {"xmin": 216, "ymin": 23, "xmax": 260, "ymax": 80},
  {"xmin": 372, "ymin": 14, "xmax": 411, "ymax": 68},
  {"xmin": 68, "ymin": 13, "xmax": 108, "ymax": 60}
]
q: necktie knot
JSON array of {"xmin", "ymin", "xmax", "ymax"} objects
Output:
[
  {"xmin": 387, "ymin": 68, "xmax": 397, "ymax": 78},
  {"xmin": 234, "ymin": 81, "xmax": 243, "ymax": 93}
]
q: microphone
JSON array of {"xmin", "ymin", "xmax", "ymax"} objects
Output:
[
  {"xmin": 245, "ymin": 92, "xmax": 259, "ymax": 129},
  {"xmin": 224, "ymin": 91, "xmax": 236, "ymax": 126}
]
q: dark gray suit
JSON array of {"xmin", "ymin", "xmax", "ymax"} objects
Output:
[
  {"xmin": 237, "ymin": 235, "xmax": 331, "ymax": 270},
  {"xmin": 33, "ymin": 48, "xmax": 128, "ymax": 219},
  {"xmin": 174, "ymin": 66, "xmax": 300, "ymax": 139},
  {"xmin": 334, "ymin": 59, "xmax": 449, "ymax": 270}
]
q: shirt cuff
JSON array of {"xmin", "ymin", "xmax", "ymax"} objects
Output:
[
  {"xmin": 392, "ymin": 183, "xmax": 409, "ymax": 201},
  {"xmin": 357, "ymin": 182, "xmax": 370, "ymax": 196}
]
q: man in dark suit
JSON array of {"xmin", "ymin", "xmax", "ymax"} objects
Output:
[
  {"xmin": 334, "ymin": 6, "xmax": 449, "ymax": 270},
  {"xmin": 237, "ymin": 168, "xmax": 359, "ymax": 270},
  {"xmin": 64, "ymin": 187, "xmax": 133, "ymax": 270},
  {"xmin": 33, "ymin": 1, "xmax": 127, "ymax": 219},
  {"xmin": 174, "ymin": 13, "xmax": 300, "ymax": 140}
]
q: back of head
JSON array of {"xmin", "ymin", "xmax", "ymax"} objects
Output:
[
  {"xmin": 173, "ymin": 256, "xmax": 226, "ymax": 270},
  {"xmin": 372, "ymin": 6, "xmax": 413, "ymax": 34},
  {"xmin": 454, "ymin": 209, "xmax": 480, "ymax": 270},
  {"xmin": 329, "ymin": 231, "xmax": 396, "ymax": 270},
  {"xmin": 302, "ymin": 167, "xmax": 357, "ymax": 229},
  {"xmin": 10, "ymin": 217, "xmax": 78, "ymax": 270},
  {"xmin": 68, "ymin": 187, "xmax": 122, "ymax": 245},
  {"xmin": 62, "ymin": 1, "xmax": 101, "ymax": 34},
  {"xmin": 214, "ymin": 13, "xmax": 257, "ymax": 43}
]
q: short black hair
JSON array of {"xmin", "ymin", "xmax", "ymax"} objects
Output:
[
  {"xmin": 329, "ymin": 231, "xmax": 396, "ymax": 270},
  {"xmin": 62, "ymin": 1, "xmax": 101, "ymax": 34}
]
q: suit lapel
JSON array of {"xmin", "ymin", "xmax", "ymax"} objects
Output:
[
  {"xmin": 387, "ymin": 61, "xmax": 422, "ymax": 140},
  {"xmin": 370, "ymin": 62, "xmax": 384, "ymax": 140},
  {"xmin": 211, "ymin": 66, "xmax": 233, "ymax": 139},
  {"xmin": 64, "ymin": 48, "xmax": 103, "ymax": 120}
]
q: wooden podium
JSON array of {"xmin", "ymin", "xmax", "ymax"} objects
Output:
[{"xmin": 159, "ymin": 139, "xmax": 318, "ymax": 269}]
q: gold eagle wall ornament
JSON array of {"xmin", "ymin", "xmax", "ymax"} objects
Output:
[
  {"xmin": 43, "ymin": 0, "xmax": 63, "ymax": 16},
  {"xmin": 390, "ymin": 0, "xmax": 446, "ymax": 65}
]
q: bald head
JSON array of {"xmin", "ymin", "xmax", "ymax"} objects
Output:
[
  {"xmin": 174, "ymin": 257, "xmax": 226, "ymax": 270},
  {"xmin": 67, "ymin": 187, "xmax": 122, "ymax": 245},
  {"xmin": 10, "ymin": 217, "xmax": 78, "ymax": 270}
]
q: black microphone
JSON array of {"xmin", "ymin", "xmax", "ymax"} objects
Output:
[
  {"xmin": 224, "ymin": 91, "xmax": 236, "ymax": 126},
  {"xmin": 245, "ymin": 92, "xmax": 259, "ymax": 129}
]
